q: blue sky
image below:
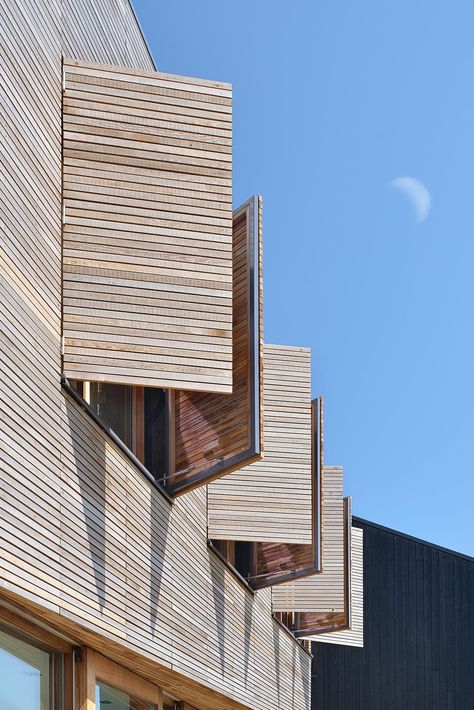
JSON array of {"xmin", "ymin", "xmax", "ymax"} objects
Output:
[{"xmin": 134, "ymin": 0, "xmax": 474, "ymax": 556}]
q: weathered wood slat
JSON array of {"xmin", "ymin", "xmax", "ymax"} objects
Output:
[
  {"xmin": 170, "ymin": 197, "xmax": 263, "ymax": 494},
  {"xmin": 207, "ymin": 344, "xmax": 313, "ymax": 544},
  {"xmin": 62, "ymin": 59, "xmax": 233, "ymax": 393}
]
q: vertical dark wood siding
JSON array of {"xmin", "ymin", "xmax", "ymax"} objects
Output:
[{"xmin": 312, "ymin": 518, "xmax": 474, "ymax": 710}]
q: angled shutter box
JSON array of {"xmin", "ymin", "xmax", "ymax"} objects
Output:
[
  {"xmin": 62, "ymin": 60, "xmax": 233, "ymax": 392},
  {"xmin": 249, "ymin": 397, "xmax": 324, "ymax": 589},
  {"xmin": 169, "ymin": 197, "xmax": 263, "ymax": 494},
  {"xmin": 207, "ymin": 344, "xmax": 313, "ymax": 544},
  {"xmin": 272, "ymin": 470, "xmax": 352, "ymax": 636},
  {"xmin": 308, "ymin": 527, "xmax": 363, "ymax": 646}
]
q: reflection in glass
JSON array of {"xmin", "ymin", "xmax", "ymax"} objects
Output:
[
  {"xmin": 96, "ymin": 681, "xmax": 156, "ymax": 710},
  {"xmin": 90, "ymin": 383, "xmax": 133, "ymax": 448},
  {"xmin": 0, "ymin": 629, "xmax": 51, "ymax": 710}
]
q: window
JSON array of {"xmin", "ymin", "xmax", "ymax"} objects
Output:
[
  {"xmin": 0, "ymin": 627, "xmax": 64, "ymax": 710},
  {"xmin": 96, "ymin": 681, "xmax": 157, "ymax": 710},
  {"xmin": 77, "ymin": 650, "xmax": 162, "ymax": 710},
  {"xmin": 210, "ymin": 540, "xmax": 256, "ymax": 581},
  {"xmin": 70, "ymin": 381, "xmax": 168, "ymax": 483}
]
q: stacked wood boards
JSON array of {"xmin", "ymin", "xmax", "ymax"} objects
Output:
[
  {"xmin": 207, "ymin": 344, "xmax": 313, "ymax": 544},
  {"xmin": 307, "ymin": 527, "xmax": 363, "ymax": 647},
  {"xmin": 171, "ymin": 197, "xmax": 263, "ymax": 495},
  {"xmin": 62, "ymin": 59, "xmax": 233, "ymax": 393},
  {"xmin": 272, "ymin": 468, "xmax": 348, "ymax": 634},
  {"xmin": 250, "ymin": 397, "xmax": 323, "ymax": 589},
  {"xmin": 1, "ymin": 2, "xmax": 311, "ymax": 706}
]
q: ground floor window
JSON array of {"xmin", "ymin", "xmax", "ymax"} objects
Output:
[{"xmin": 0, "ymin": 626, "xmax": 63, "ymax": 709}]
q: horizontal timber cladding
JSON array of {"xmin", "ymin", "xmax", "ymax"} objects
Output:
[
  {"xmin": 272, "ymin": 469, "xmax": 350, "ymax": 634},
  {"xmin": 62, "ymin": 59, "xmax": 233, "ymax": 393},
  {"xmin": 207, "ymin": 344, "xmax": 313, "ymax": 544},
  {"xmin": 2, "ymin": 1, "xmax": 311, "ymax": 708},
  {"xmin": 249, "ymin": 397, "xmax": 324, "ymax": 589},
  {"xmin": 169, "ymin": 196, "xmax": 263, "ymax": 495},
  {"xmin": 307, "ymin": 527, "xmax": 363, "ymax": 647}
]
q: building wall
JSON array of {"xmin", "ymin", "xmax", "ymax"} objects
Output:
[
  {"xmin": 312, "ymin": 518, "xmax": 474, "ymax": 710},
  {"xmin": 0, "ymin": 1, "xmax": 310, "ymax": 707}
]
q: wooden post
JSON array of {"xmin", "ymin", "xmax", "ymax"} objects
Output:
[{"xmin": 75, "ymin": 647, "xmax": 95, "ymax": 710}]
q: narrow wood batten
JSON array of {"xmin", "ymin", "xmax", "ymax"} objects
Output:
[
  {"xmin": 207, "ymin": 344, "xmax": 313, "ymax": 544},
  {"xmin": 307, "ymin": 527, "xmax": 363, "ymax": 647},
  {"xmin": 249, "ymin": 397, "xmax": 324, "ymax": 589},
  {"xmin": 168, "ymin": 196, "xmax": 263, "ymax": 495},
  {"xmin": 62, "ymin": 59, "xmax": 233, "ymax": 393}
]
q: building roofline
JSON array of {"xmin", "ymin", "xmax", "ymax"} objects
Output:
[{"xmin": 353, "ymin": 516, "xmax": 474, "ymax": 564}]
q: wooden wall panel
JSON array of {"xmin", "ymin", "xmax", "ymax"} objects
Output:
[
  {"xmin": 62, "ymin": 59, "xmax": 233, "ymax": 393},
  {"xmin": 312, "ymin": 519, "xmax": 474, "ymax": 710},
  {"xmin": 272, "ymin": 468, "xmax": 345, "ymax": 613},
  {"xmin": 170, "ymin": 197, "xmax": 263, "ymax": 495},
  {"xmin": 1, "ymin": 3, "xmax": 310, "ymax": 708},
  {"xmin": 207, "ymin": 345, "xmax": 313, "ymax": 544},
  {"xmin": 250, "ymin": 397, "xmax": 323, "ymax": 589},
  {"xmin": 307, "ymin": 527, "xmax": 363, "ymax": 647}
]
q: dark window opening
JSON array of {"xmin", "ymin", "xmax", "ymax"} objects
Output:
[
  {"xmin": 211, "ymin": 539, "xmax": 256, "ymax": 581},
  {"xmin": 69, "ymin": 380, "xmax": 168, "ymax": 483}
]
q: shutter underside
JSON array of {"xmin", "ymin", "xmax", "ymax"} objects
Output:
[
  {"xmin": 62, "ymin": 59, "xmax": 233, "ymax": 392},
  {"xmin": 207, "ymin": 344, "xmax": 313, "ymax": 545},
  {"xmin": 169, "ymin": 197, "xmax": 263, "ymax": 495}
]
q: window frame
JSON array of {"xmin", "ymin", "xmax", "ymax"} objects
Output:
[{"xmin": 76, "ymin": 648, "xmax": 163, "ymax": 710}]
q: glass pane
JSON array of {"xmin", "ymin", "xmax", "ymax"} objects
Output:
[
  {"xmin": 0, "ymin": 629, "xmax": 51, "ymax": 710},
  {"xmin": 144, "ymin": 388, "xmax": 166, "ymax": 479},
  {"xmin": 96, "ymin": 682, "xmax": 155, "ymax": 710},
  {"xmin": 90, "ymin": 383, "xmax": 132, "ymax": 448}
]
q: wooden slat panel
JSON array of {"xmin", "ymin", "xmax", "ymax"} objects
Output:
[
  {"xmin": 62, "ymin": 59, "xmax": 233, "ymax": 393},
  {"xmin": 169, "ymin": 197, "xmax": 263, "ymax": 495},
  {"xmin": 306, "ymin": 527, "xmax": 363, "ymax": 647},
  {"xmin": 249, "ymin": 397, "xmax": 323, "ymax": 589},
  {"xmin": 277, "ymin": 495, "xmax": 352, "ymax": 639},
  {"xmin": 272, "ymin": 468, "xmax": 346, "ymax": 614},
  {"xmin": 207, "ymin": 344, "xmax": 313, "ymax": 544}
]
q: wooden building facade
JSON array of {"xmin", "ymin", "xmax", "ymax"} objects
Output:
[{"xmin": 1, "ymin": 1, "xmax": 363, "ymax": 708}]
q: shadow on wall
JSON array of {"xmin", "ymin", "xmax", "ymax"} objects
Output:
[
  {"xmin": 209, "ymin": 552, "xmax": 227, "ymax": 676},
  {"xmin": 63, "ymin": 395, "xmax": 172, "ymax": 630}
]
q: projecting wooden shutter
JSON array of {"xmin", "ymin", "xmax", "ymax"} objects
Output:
[
  {"xmin": 272, "ymin": 471, "xmax": 351, "ymax": 636},
  {"xmin": 168, "ymin": 197, "xmax": 263, "ymax": 495},
  {"xmin": 62, "ymin": 59, "xmax": 233, "ymax": 392},
  {"xmin": 207, "ymin": 344, "xmax": 313, "ymax": 544},
  {"xmin": 249, "ymin": 397, "xmax": 323, "ymax": 589},
  {"xmin": 309, "ymin": 527, "xmax": 363, "ymax": 646}
]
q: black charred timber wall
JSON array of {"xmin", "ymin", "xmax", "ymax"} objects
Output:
[{"xmin": 312, "ymin": 517, "xmax": 474, "ymax": 710}]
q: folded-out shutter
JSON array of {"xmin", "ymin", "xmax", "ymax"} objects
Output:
[
  {"xmin": 168, "ymin": 197, "xmax": 263, "ymax": 495},
  {"xmin": 272, "ymin": 470, "xmax": 351, "ymax": 636},
  {"xmin": 207, "ymin": 344, "xmax": 313, "ymax": 544},
  {"xmin": 249, "ymin": 397, "xmax": 323, "ymax": 589},
  {"xmin": 62, "ymin": 59, "xmax": 233, "ymax": 392},
  {"xmin": 308, "ymin": 527, "xmax": 363, "ymax": 646}
]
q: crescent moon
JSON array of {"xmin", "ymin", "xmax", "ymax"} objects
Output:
[{"xmin": 389, "ymin": 177, "xmax": 431, "ymax": 223}]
